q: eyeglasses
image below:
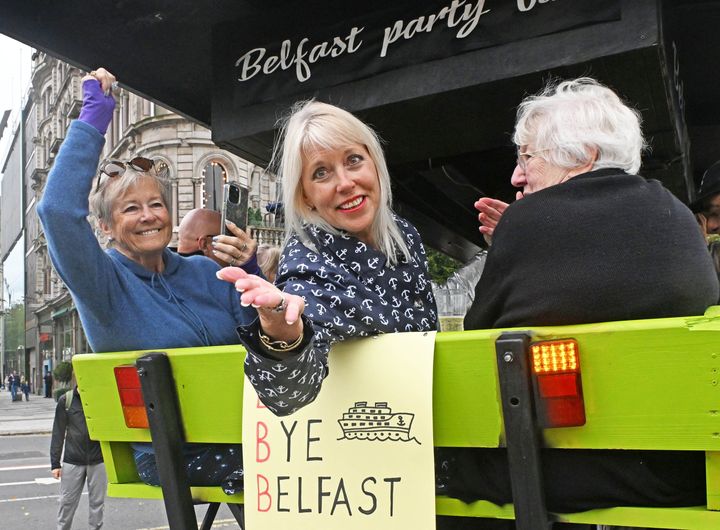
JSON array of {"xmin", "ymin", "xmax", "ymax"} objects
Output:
[
  {"xmin": 95, "ymin": 157, "xmax": 164, "ymax": 192},
  {"xmin": 516, "ymin": 149, "xmax": 549, "ymax": 171}
]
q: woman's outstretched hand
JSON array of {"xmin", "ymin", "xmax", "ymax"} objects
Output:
[
  {"xmin": 79, "ymin": 68, "xmax": 116, "ymax": 135},
  {"xmin": 217, "ymin": 266, "xmax": 305, "ymax": 345}
]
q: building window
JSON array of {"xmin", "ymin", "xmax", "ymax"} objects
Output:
[
  {"xmin": 43, "ymin": 266, "xmax": 51, "ymax": 295},
  {"xmin": 76, "ymin": 318, "xmax": 91, "ymax": 354},
  {"xmin": 62, "ymin": 317, "xmax": 73, "ymax": 360},
  {"xmin": 120, "ymin": 94, "xmax": 129, "ymax": 133},
  {"xmin": 202, "ymin": 161, "xmax": 227, "ymax": 210}
]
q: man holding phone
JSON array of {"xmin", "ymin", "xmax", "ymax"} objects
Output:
[{"xmin": 177, "ymin": 208, "xmax": 259, "ymax": 272}]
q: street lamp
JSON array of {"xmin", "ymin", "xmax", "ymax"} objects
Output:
[{"xmin": 17, "ymin": 345, "xmax": 24, "ymax": 373}]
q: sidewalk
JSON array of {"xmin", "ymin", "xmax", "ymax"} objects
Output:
[{"xmin": 0, "ymin": 388, "xmax": 57, "ymax": 436}]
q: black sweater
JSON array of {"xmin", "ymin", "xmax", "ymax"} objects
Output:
[
  {"xmin": 50, "ymin": 388, "xmax": 103, "ymax": 469},
  {"xmin": 465, "ymin": 168, "xmax": 719, "ymax": 329},
  {"xmin": 448, "ymin": 169, "xmax": 719, "ymax": 513}
]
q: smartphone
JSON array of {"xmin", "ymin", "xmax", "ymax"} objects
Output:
[{"xmin": 220, "ymin": 182, "xmax": 249, "ymax": 234}]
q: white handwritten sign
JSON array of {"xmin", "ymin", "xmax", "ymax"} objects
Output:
[{"xmin": 242, "ymin": 331, "xmax": 437, "ymax": 530}]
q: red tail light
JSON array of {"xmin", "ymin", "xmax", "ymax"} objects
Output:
[
  {"xmin": 530, "ymin": 339, "xmax": 585, "ymax": 428},
  {"xmin": 114, "ymin": 365, "xmax": 149, "ymax": 429}
]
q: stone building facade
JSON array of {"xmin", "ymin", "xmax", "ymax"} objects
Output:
[{"xmin": 17, "ymin": 53, "xmax": 280, "ymax": 395}]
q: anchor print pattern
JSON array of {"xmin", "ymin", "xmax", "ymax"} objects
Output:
[{"xmin": 239, "ymin": 215, "xmax": 438, "ymax": 415}]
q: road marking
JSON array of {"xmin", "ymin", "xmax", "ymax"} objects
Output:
[
  {"xmin": 0, "ymin": 477, "xmax": 59, "ymax": 487},
  {"xmin": 137, "ymin": 519, "xmax": 239, "ymax": 530},
  {"xmin": 0, "ymin": 487, "xmax": 241, "ymax": 528},
  {"xmin": 0, "ymin": 464, "xmax": 47, "ymax": 472},
  {"xmin": 0, "ymin": 492, "xmax": 87, "ymax": 503}
]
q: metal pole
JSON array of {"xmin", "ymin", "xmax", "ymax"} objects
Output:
[
  {"xmin": 495, "ymin": 332, "xmax": 552, "ymax": 530},
  {"xmin": 136, "ymin": 352, "xmax": 197, "ymax": 530}
]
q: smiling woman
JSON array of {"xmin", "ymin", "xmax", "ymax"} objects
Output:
[
  {"xmin": 36, "ymin": 67, "xmax": 260, "ymax": 494},
  {"xmin": 91, "ymin": 165, "xmax": 173, "ymax": 271},
  {"xmin": 300, "ymin": 144, "xmax": 380, "ymax": 245},
  {"xmin": 216, "ymin": 100, "xmax": 438, "ymax": 418}
]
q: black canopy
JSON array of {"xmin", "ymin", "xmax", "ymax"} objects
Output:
[{"xmin": 2, "ymin": 0, "xmax": 719, "ymax": 259}]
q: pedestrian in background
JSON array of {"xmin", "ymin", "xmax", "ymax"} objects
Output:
[
  {"xmin": 20, "ymin": 375, "xmax": 30, "ymax": 401},
  {"xmin": 9, "ymin": 371, "xmax": 20, "ymax": 402},
  {"xmin": 44, "ymin": 369, "xmax": 53, "ymax": 398},
  {"xmin": 50, "ymin": 373, "xmax": 106, "ymax": 530},
  {"xmin": 691, "ymin": 160, "xmax": 720, "ymax": 298}
]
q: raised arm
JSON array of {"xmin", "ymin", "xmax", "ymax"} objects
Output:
[{"xmin": 36, "ymin": 69, "xmax": 117, "ymax": 316}]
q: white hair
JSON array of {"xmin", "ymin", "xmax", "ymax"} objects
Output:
[
  {"xmin": 513, "ymin": 78, "xmax": 646, "ymax": 174},
  {"xmin": 273, "ymin": 100, "xmax": 410, "ymax": 265}
]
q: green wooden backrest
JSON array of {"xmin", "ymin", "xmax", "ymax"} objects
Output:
[{"xmin": 72, "ymin": 306, "xmax": 720, "ymax": 527}]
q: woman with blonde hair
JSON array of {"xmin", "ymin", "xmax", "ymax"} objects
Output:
[{"xmin": 218, "ymin": 100, "xmax": 437, "ymax": 416}]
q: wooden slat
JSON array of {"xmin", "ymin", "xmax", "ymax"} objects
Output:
[
  {"xmin": 707, "ymin": 451, "xmax": 720, "ymax": 511},
  {"xmin": 72, "ymin": 307, "xmax": 720, "ymax": 528}
]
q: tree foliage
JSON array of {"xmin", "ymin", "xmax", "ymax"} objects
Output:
[
  {"xmin": 53, "ymin": 361, "xmax": 73, "ymax": 384},
  {"xmin": 426, "ymin": 247, "xmax": 461, "ymax": 285},
  {"xmin": 247, "ymin": 207, "xmax": 264, "ymax": 226}
]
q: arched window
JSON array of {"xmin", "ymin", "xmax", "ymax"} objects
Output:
[
  {"xmin": 153, "ymin": 159, "xmax": 176, "ymax": 225},
  {"xmin": 202, "ymin": 161, "xmax": 228, "ymax": 210}
]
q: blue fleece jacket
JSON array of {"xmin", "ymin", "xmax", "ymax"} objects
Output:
[{"xmin": 38, "ymin": 120, "xmax": 254, "ymax": 353}]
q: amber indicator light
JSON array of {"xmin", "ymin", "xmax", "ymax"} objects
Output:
[
  {"xmin": 114, "ymin": 365, "xmax": 149, "ymax": 429},
  {"xmin": 530, "ymin": 339, "xmax": 585, "ymax": 428}
]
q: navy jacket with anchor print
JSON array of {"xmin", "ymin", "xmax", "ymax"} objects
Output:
[{"xmin": 237, "ymin": 215, "xmax": 438, "ymax": 415}]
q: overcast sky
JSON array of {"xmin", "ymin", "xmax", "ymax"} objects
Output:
[{"xmin": 0, "ymin": 34, "xmax": 31, "ymax": 157}]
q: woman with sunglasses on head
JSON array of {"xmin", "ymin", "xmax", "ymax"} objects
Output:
[
  {"xmin": 37, "ymin": 67, "xmax": 255, "ymax": 492},
  {"xmin": 217, "ymin": 100, "xmax": 438, "ymax": 417}
]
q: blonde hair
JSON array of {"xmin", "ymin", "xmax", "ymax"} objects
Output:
[
  {"xmin": 513, "ymin": 78, "xmax": 646, "ymax": 174},
  {"xmin": 257, "ymin": 243, "xmax": 281, "ymax": 282},
  {"xmin": 273, "ymin": 100, "xmax": 410, "ymax": 265}
]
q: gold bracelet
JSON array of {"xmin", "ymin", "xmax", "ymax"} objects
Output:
[{"xmin": 258, "ymin": 330, "xmax": 303, "ymax": 352}]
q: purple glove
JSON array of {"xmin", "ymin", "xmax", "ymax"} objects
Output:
[{"xmin": 78, "ymin": 78, "xmax": 115, "ymax": 135}]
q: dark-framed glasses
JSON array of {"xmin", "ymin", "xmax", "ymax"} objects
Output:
[{"xmin": 95, "ymin": 157, "xmax": 162, "ymax": 191}]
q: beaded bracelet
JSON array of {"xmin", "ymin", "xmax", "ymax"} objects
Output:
[{"xmin": 258, "ymin": 330, "xmax": 303, "ymax": 352}]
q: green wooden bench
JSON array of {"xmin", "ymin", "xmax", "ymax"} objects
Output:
[{"xmin": 72, "ymin": 305, "xmax": 720, "ymax": 529}]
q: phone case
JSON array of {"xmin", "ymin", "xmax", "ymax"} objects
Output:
[{"xmin": 220, "ymin": 182, "xmax": 249, "ymax": 233}]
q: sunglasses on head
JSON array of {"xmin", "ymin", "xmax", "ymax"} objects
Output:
[{"xmin": 95, "ymin": 157, "xmax": 162, "ymax": 192}]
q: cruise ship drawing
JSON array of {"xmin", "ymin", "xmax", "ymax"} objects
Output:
[{"xmin": 337, "ymin": 401, "xmax": 419, "ymax": 443}]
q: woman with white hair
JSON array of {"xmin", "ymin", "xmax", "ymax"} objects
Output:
[
  {"xmin": 218, "ymin": 100, "xmax": 437, "ymax": 416},
  {"xmin": 466, "ymin": 77, "xmax": 718, "ymax": 328},
  {"xmin": 442, "ymin": 78, "xmax": 718, "ymax": 518}
]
